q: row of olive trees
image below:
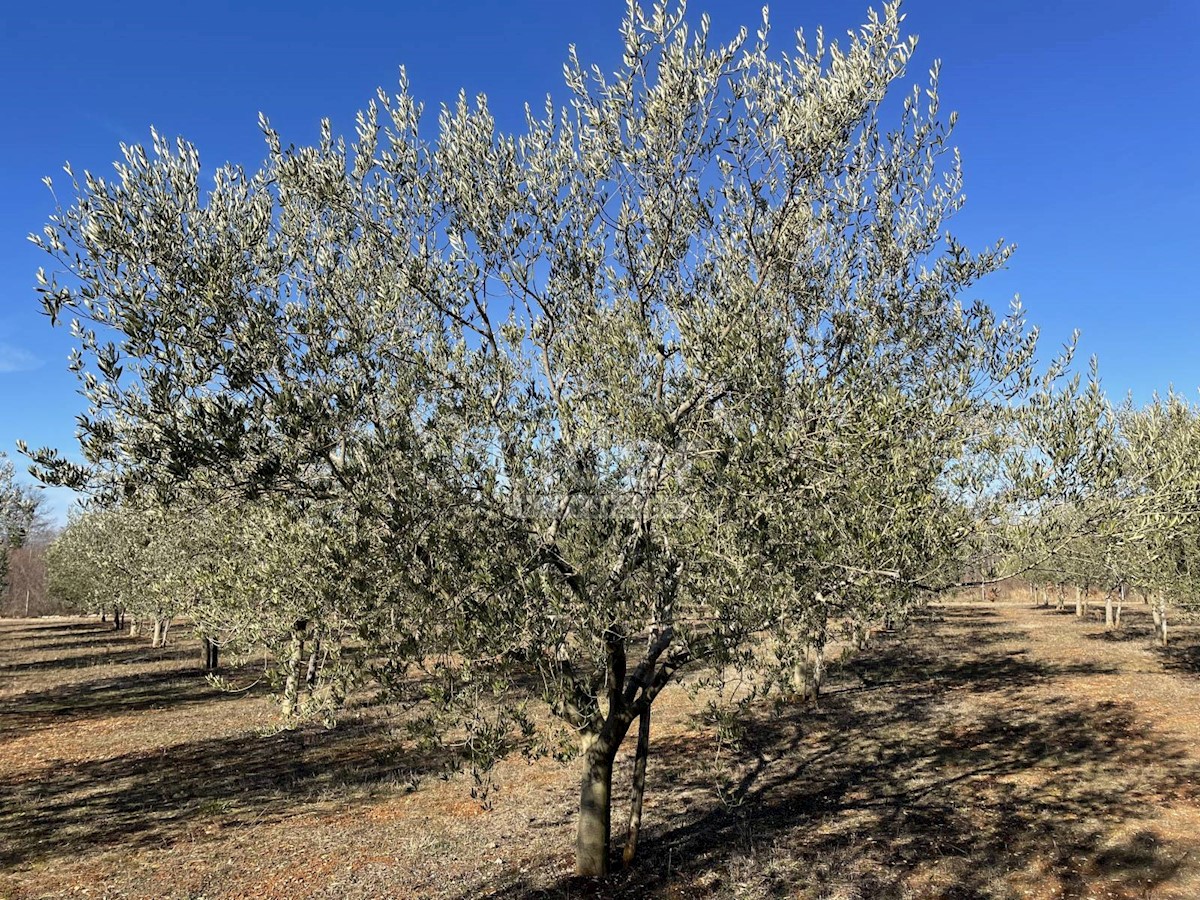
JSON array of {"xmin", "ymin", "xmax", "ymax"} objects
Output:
[
  {"xmin": 24, "ymin": 2, "xmax": 1111, "ymax": 877},
  {"xmin": 0, "ymin": 452, "xmax": 53, "ymax": 616},
  {"xmin": 46, "ymin": 498, "xmax": 366, "ymax": 714},
  {"xmin": 1014, "ymin": 390, "xmax": 1200, "ymax": 645}
]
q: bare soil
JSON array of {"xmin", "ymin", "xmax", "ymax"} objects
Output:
[{"xmin": 4, "ymin": 598, "xmax": 1200, "ymax": 899}]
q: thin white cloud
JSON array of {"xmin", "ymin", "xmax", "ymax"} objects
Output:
[{"xmin": 0, "ymin": 343, "xmax": 40, "ymax": 373}]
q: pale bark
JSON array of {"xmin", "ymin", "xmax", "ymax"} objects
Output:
[
  {"xmin": 1105, "ymin": 592, "xmax": 1114, "ymax": 629},
  {"xmin": 1074, "ymin": 585, "xmax": 1084, "ymax": 618},
  {"xmin": 151, "ymin": 618, "xmax": 163, "ymax": 648},
  {"xmin": 128, "ymin": 618, "xmax": 140, "ymax": 638},
  {"xmin": 281, "ymin": 620, "xmax": 308, "ymax": 717},
  {"xmin": 1151, "ymin": 605, "xmax": 1167, "ymax": 646},
  {"xmin": 300, "ymin": 639, "xmax": 322, "ymax": 713},
  {"xmin": 1115, "ymin": 584, "xmax": 1124, "ymax": 629}
]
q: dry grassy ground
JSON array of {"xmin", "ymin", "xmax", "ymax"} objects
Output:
[{"xmin": 4, "ymin": 599, "xmax": 1200, "ymax": 899}]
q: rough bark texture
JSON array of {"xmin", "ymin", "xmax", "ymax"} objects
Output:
[
  {"xmin": 1075, "ymin": 585, "xmax": 1084, "ymax": 618},
  {"xmin": 281, "ymin": 620, "xmax": 308, "ymax": 718},
  {"xmin": 622, "ymin": 706, "xmax": 651, "ymax": 869},
  {"xmin": 576, "ymin": 738, "xmax": 619, "ymax": 876},
  {"xmin": 1105, "ymin": 593, "xmax": 1114, "ymax": 629}
]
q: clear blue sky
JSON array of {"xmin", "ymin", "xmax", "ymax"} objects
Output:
[{"xmin": 2, "ymin": 0, "xmax": 1198, "ymax": 522}]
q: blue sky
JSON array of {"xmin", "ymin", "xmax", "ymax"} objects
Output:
[{"xmin": 2, "ymin": 0, "xmax": 1198, "ymax": 523}]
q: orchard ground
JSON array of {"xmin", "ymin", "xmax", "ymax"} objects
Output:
[{"xmin": 5, "ymin": 594, "xmax": 1200, "ymax": 899}]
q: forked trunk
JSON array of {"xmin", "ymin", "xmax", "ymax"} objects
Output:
[
  {"xmin": 622, "ymin": 705, "xmax": 651, "ymax": 868},
  {"xmin": 577, "ymin": 737, "xmax": 619, "ymax": 876}
]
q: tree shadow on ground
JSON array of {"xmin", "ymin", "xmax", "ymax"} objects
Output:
[
  {"xmin": 2, "ymin": 642, "xmax": 200, "ymax": 675},
  {"xmin": 8, "ymin": 632, "xmax": 147, "ymax": 653},
  {"xmin": 1079, "ymin": 607, "xmax": 1161, "ymax": 645},
  {"xmin": 1157, "ymin": 630, "xmax": 1200, "ymax": 678},
  {"xmin": 488, "ymin": 607, "xmax": 1200, "ymax": 899},
  {"xmin": 0, "ymin": 709, "xmax": 450, "ymax": 870},
  {"xmin": 0, "ymin": 664, "xmax": 250, "ymax": 744}
]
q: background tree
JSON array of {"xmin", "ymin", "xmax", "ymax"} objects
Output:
[{"xmin": 1, "ymin": 452, "xmax": 50, "ymax": 616}]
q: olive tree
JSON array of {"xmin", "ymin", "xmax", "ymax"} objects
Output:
[
  {"xmin": 1113, "ymin": 394, "xmax": 1200, "ymax": 643},
  {"xmin": 27, "ymin": 1, "xmax": 1090, "ymax": 876},
  {"xmin": 1, "ymin": 452, "xmax": 47, "ymax": 612}
]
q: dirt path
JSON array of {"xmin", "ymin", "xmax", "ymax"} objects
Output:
[{"xmin": 5, "ymin": 605, "xmax": 1200, "ymax": 899}]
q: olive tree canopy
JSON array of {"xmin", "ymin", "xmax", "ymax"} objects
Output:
[{"xmin": 26, "ymin": 1, "xmax": 1095, "ymax": 875}]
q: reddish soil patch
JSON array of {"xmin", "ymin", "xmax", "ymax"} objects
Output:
[{"xmin": 4, "ymin": 602, "xmax": 1200, "ymax": 898}]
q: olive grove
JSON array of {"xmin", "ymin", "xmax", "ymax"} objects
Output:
[{"xmin": 26, "ymin": 1, "xmax": 1123, "ymax": 877}]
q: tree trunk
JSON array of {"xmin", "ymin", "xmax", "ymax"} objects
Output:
[
  {"xmin": 301, "ymin": 639, "xmax": 322, "ymax": 713},
  {"xmin": 576, "ymin": 737, "xmax": 619, "ymax": 876},
  {"xmin": 160, "ymin": 617, "xmax": 171, "ymax": 646},
  {"xmin": 808, "ymin": 634, "xmax": 827, "ymax": 703},
  {"xmin": 1152, "ymin": 605, "xmax": 1167, "ymax": 646},
  {"xmin": 128, "ymin": 617, "xmax": 139, "ymax": 638},
  {"xmin": 622, "ymin": 705, "xmax": 651, "ymax": 869},
  {"xmin": 851, "ymin": 619, "xmax": 869, "ymax": 650},
  {"xmin": 152, "ymin": 618, "xmax": 164, "ymax": 648},
  {"xmin": 1075, "ymin": 585, "xmax": 1083, "ymax": 618},
  {"xmin": 100, "ymin": 607, "xmax": 107, "ymax": 623},
  {"xmin": 1105, "ymin": 592, "xmax": 1114, "ymax": 629},
  {"xmin": 202, "ymin": 637, "xmax": 220, "ymax": 672},
  {"xmin": 1115, "ymin": 584, "xmax": 1125, "ymax": 629},
  {"xmin": 1056, "ymin": 585, "xmax": 1065, "ymax": 611},
  {"xmin": 282, "ymin": 621, "xmax": 308, "ymax": 718}
]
